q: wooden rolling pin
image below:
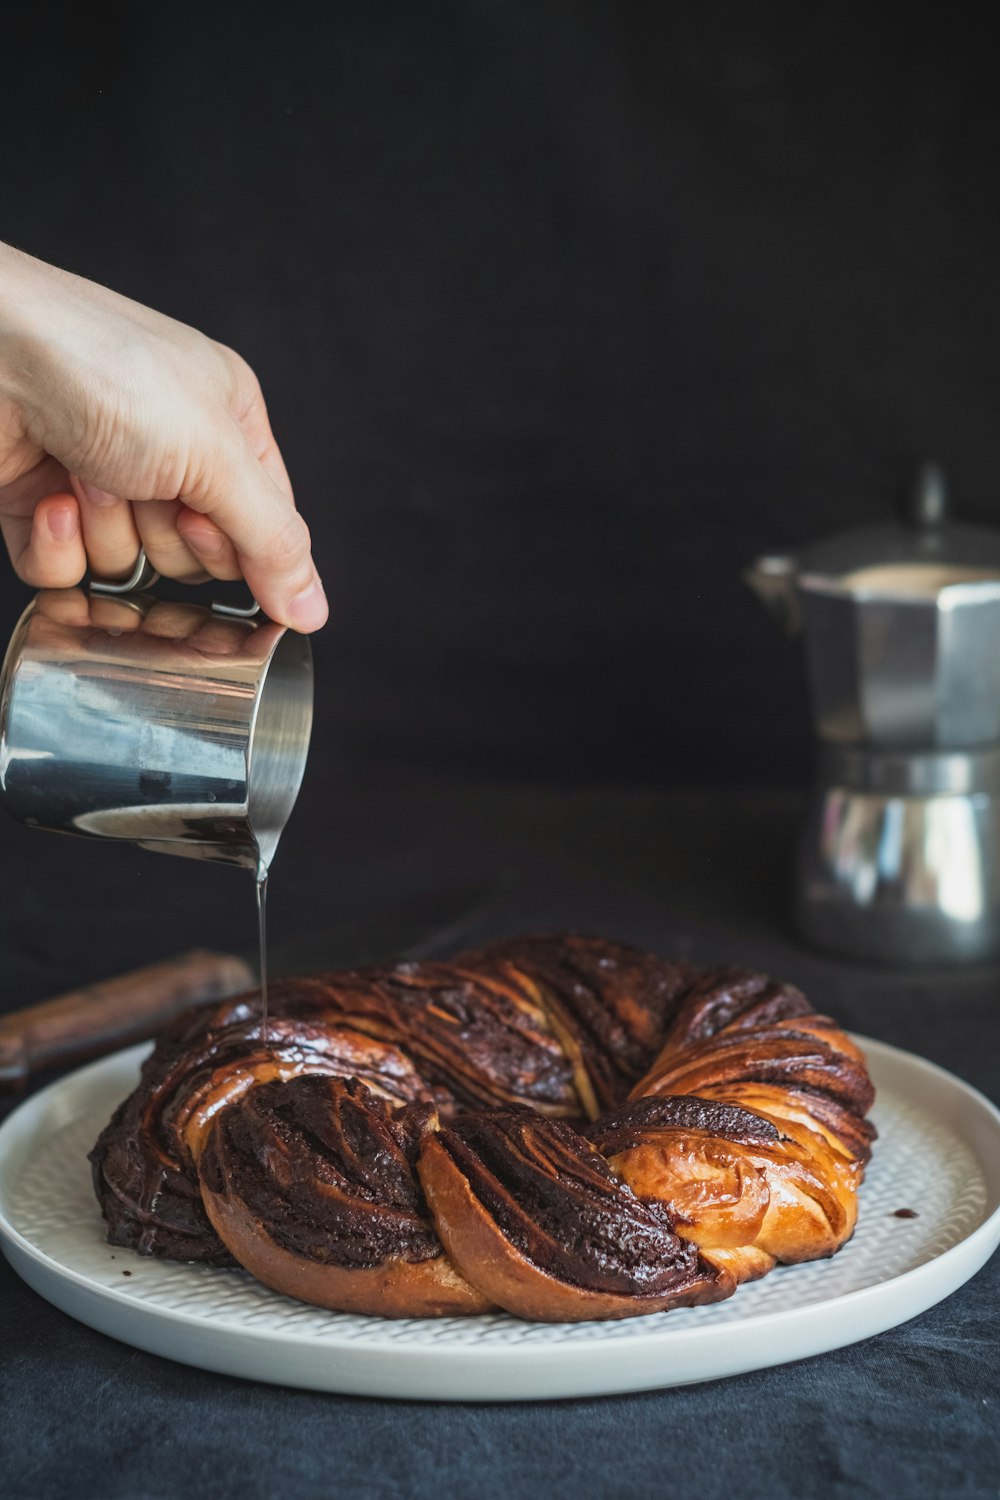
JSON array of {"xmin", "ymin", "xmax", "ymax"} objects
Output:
[{"xmin": 0, "ymin": 949, "xmax": 255, "ymax": 1088}]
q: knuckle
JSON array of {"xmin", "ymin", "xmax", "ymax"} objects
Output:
[
  {"xmin": 214, "ymin": 343, "xmax": 261, "ymax": 411},
  {"xmin": 267, "ymin": 510, "xmax": 311, "ymax": 574}
]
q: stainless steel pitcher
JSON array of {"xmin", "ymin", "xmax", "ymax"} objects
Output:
[
  {"xmin": 0, "ymin": 577, "xmax": 313, "ymax": 873},
  {"xmin": 747, "ymin": 465, "xmax": 1000, "ymax": 964}
]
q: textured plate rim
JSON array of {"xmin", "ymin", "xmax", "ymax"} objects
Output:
[{"xmin": 2, "ymin": 1036, "xmax": 1000, "ymax": 1393}]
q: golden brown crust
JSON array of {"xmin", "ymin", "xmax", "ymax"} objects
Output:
[
  {"xmin": 605, "ymin": 1107, "xmax": 858, "ymax": 1269},
  {"xmin": 201, "ymin": 1179, "xmax": 494, "ymax": 1317},
  {"xmin": 618, "ymin": 1010, "xmax": 872, "ymax": 1271}
]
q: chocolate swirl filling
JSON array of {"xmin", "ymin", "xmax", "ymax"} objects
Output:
[
  {"xmin": 89, "ymin": 999, "xmax": 433, "ymax": 1263},
  {"xmin": 660, "ymin": 968, "xmax": 813, "ymax": 1051},
  {"xmin": 199, "ymin": 1076, "xmax": 443, "ymax": 1269},
  {"xmin": 434, "ymin": 1108, "xmax": 706, "ymax": 1298},
  {"xmin": 588, "ymin": 1093, "xmax": 784, "ymax": 1155},
  {"xmin": 485, "ymin": 935, "xmax": 697, "ymax": 1109},
  {"xmin": 310, "ymin": 959, "xmax": 581, "ymax": 1114},
  {"xmin": 646, "ymin": 1024, "xmax": 876, "ymax": 1117}
]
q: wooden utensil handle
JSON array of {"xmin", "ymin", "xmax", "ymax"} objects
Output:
[{"xmin": 0, "ymin": 949, "xmax": 255, "ymax": 1087}]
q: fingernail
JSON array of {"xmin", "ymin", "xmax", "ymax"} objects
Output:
[
  {"xmin": 287, "ymin": 576, "xmax": 328, "ymax": 631},
  {"xmin": 46, "ymin": 504, "xmax": 80, "ymax": 541}
]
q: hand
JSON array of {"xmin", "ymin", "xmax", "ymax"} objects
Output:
[{"xmin": 0, "ymin": 242, "xmax": 328, "ymax": 632}]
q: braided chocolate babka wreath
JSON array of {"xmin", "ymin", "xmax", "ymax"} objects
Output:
[{"xmin": 90, "ymin": 936, "xmax": 876, "ymax": 1321}]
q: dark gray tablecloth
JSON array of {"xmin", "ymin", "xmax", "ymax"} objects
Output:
[{"xmin": 2, "ymin": 771, "xmax": 998, "ymax": 1499}]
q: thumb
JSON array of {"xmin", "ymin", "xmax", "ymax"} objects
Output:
[{"xmin": 176, "ymin": 428, "xmax": 328, "ymax": 632}]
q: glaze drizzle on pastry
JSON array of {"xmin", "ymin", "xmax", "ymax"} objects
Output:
[{"xmin": 90, "ymin": 935, "xmax": 875, "ymax": 1321}]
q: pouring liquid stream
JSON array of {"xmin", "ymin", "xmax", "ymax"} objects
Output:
[{"xmin": 256, "ymin": 864, "xmax": 269, "ymax": 1045}]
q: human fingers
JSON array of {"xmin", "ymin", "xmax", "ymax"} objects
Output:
[
  {"xmin": 221, "ymin": 347, "xmax": 295, "ymax": 507},
  {"xmin": 70, "ymin": 477, "xmax": 142, "ymax": 582},
  {"xmin": 180, "ymin": 425, "xmax": 327, "ymax": 632},
  {"xmin": 0, "ymin": 493, "xmax": 88, "ymax": 587},
  {"xmin": 133, "ymin": 498, "xmax": 211, "ymax": 584},
  {"xmin": 0, "ymin": 456, "xmax": 75, "ymax": 579},
  {"xmin": 174, "ymin": 506, "xmax": 243, "ymax": 581},
  {"xmin": 219, "ymin": 364, "xmax": 326, "ymax": 627}
]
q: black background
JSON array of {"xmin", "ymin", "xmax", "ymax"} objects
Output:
[
  {"xmin": 5, "ymin": 2, "xmax": 1000, "ymax": 786},
  {"xmin": 3, "ymin": 14, "xmax": 1000, "ymax": 1493}
]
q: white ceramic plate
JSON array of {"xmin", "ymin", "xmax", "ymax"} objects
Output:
[{"xmin": 1, "ymin": 1037, "xmax": 999, "ymax": 1401}]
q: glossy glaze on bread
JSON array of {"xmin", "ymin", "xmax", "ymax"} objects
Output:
[{"xmin": 90, "ymin": 935, "xmax": 875, "ymax": 1320}]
